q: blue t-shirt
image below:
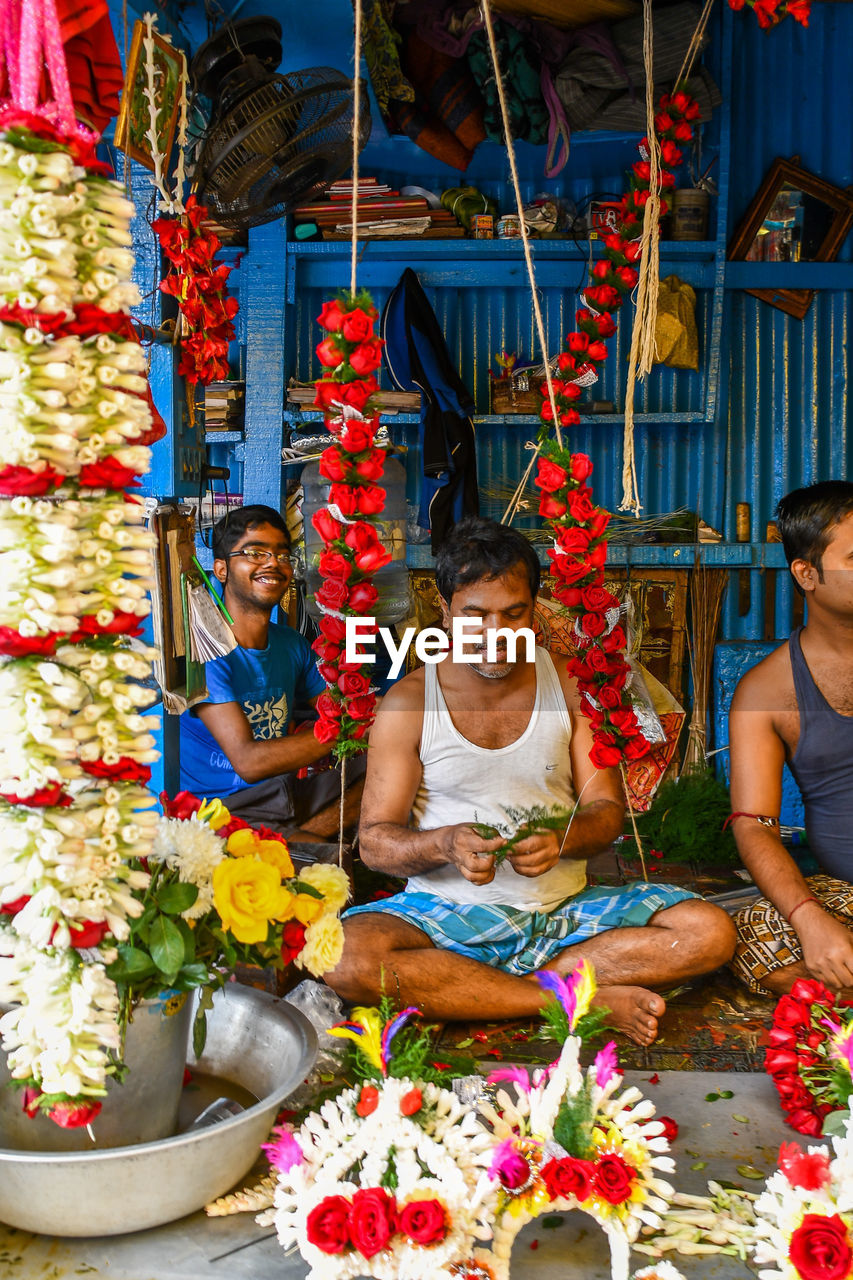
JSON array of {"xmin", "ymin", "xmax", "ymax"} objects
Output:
[{"xmin": 179, "ymin": 621, "xmax": 325, "ymax": 798}]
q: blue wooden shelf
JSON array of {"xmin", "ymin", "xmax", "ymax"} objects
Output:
[{"xmin": 405, "ymin": 542, "xmax": 789, "ymax": 570}]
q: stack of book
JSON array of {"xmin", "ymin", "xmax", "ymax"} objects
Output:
[
  {"xmin": 203, "ymin": 381, "xmax": 245, "ymax": 433},
  {"xmin": 294, "ymin": 178, "xmax": 464, "ymax": 239}
]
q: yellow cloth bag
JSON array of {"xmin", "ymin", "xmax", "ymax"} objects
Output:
[{"xmin": 654, "ymin": 274, "xmax": 699, "ymax": 370}]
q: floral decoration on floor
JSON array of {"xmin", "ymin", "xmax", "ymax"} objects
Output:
[
  {"xmin": 535, "ymin": 88, "xmax": 701, "ymax": 770},
  {"xmin": 310, "ymin": 291, "xmax": 391, "ymax": 758},
  {"xmin": 263, "ymin": 962, "xmax": 674, "ymax": 1280},
  {"xmin": 765, "ymin": 978, "xmax": 853, "ymax": 1136}
]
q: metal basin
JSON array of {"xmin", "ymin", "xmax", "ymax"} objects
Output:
[{"xmin": 0, "ymin": 984, "xmax": 317, "ymax": 1237}]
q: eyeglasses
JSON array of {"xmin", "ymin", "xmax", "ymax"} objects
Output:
[{"xmin": 228, "ymin": 548, "xmax": 292, "ymax": 566}]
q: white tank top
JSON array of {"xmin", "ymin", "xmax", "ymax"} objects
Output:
[{"xmin": 408, "ymin": 647, "xmax": 586, "ymax": 909}]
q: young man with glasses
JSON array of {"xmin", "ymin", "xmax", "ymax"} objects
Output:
[{"xmin": 179, "ymin": 504, "xmax": 363, "ymax": 837}]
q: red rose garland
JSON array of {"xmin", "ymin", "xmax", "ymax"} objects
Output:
[
  {"xmin": 153, "ymin": 194, "xmax": 239, "ymax": 386},
  {"xmin": 535, "ymin": 89, "xmax": 700, "ymax": 770},
  {"xmin": 765, "ymin": 978, "xmax": 853, "ymax": 1136},
  {"xmin": 310, "ymin": 292, "xmax": 392, "ymax": 757},
  {"xmin": 727, "ymin": 0, "xmax": 810, "ymax": 29}
]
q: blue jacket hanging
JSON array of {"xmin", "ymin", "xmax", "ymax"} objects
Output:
[{"xmin": 381, "ymin": 267, "xmax": 479, "ymax": 552}]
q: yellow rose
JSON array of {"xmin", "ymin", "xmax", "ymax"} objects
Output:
[
  {"xmin": 212, "ymin": 857, "xmax": 290, "ymax": 944},
  {"xmin": 255, "ymin": 837, "xmax": 294, "ymax": 878},
  {"xmin": 197, "ymin": 797, "xmax": 232, "ymax": 831},
  {"xmin": 226, "ymin": 828, "xmax": 258, "ymax": 858},
  {"xmin": 275, "ymin": 885, "xmax": 295, "ymax": 921},
  {"xmin": 297, "ymin": 914, "xmax": 344, "ymax": 977},
  {"xmin": 292, "ymin": 892, "xmax": 324, "ymax": 926},
  {"xmin": 296, "ymin": 863, "xmax": 350, "ymax": 913}
]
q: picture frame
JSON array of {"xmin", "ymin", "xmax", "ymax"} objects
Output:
[
  {"xmin": 728, "ymin": 156, "xmax": 853, "ymax": 319},
  {"xmin": 114, "ymin": 21, "xmax": 184, "ymax": 172}
]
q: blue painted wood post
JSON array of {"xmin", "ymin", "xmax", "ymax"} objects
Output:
[{"xmin": 243, "ymin": 220, "xmax": 288, "ymax": 512}]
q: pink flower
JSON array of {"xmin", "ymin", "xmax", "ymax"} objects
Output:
[
  {"xmin": 778, "ymin": 1142, "xmax": 831, "ymax": 1191},
  {"xmin": 594, "ymin": 1041, "xmax": 619, "ymax": 1088},
  {"xmin": 262, "ymin": 1125, "xmax": 303, "ymax": 1173},
  {"xmin": 489, "ymin": 1138, "xmax": 531, "ymax": 1190}
]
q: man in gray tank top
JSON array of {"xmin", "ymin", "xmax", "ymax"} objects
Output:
[
  {"xmin": 730, "ymin": 481, "xmax": 853, "ymax": 996},
  {"xmin": 327, "ymin": 518, "xmax": 736, "ymax": 1046}
]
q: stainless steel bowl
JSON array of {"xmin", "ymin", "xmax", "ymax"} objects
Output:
[{"xmin": 0, "ymin": 984, "xmax": 317, "ymax": 1236}]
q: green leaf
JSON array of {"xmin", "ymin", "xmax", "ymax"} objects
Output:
[
  {"xmin": 106, "ymin": 945, "xmax": 156, "ymax": 983},
  {"xmin": 690, "ymin": 1161, "xmax": 707, "ymax": 1171},
  {"xmin": 149, "ymin": 916, "xmax": 185, "ymax": 977},
  {"xmin": 704, "ymin": 1092, "xmax": 719, "ymax": 1102},
  {"xmin": 736, "ymin": 1165, "xmax": 765, "ymax": 1180},
  {"xmin": 175, "ymin": 963, "xmax": 209, "ymax": 988},
  {"xmin": 718, "ymin": 1089, "xmax": 734, "ymax": 1099},
  {"xmin": 732, "ymin": 1114, "xmax": 749, "ymax": 1124},
  {"xmin": 456, "ymin": 1038, "xmax": 474, "ymax": 1049},
  {"xmin": 822, "ymin": 1108, "xmax": 850, "ymax": 1137},
  {"xmin": 155, "ymin": 882, "xmax": 198, "ymax": 914},
  {"xmin": 192, "ymin": 986, "xmax": 215, "ymax": 1058},
  {"xmin": 291, "ymin": 880, "xmax": 323, "ymax": 900},
  {"xmin": 541, "ymin": 1216, "xmax": 564, "ymax": 1230}
]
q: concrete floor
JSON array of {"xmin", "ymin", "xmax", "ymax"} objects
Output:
[{"xmin": 0, "ymin": 1070, "xmax": 803, "ymax": 1280}]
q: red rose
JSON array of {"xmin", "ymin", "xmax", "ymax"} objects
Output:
[
  {"xmin": 609, "ymin": 706, "xmax": 640, "ymax": 737},
  {"xmin": 0, "ymin": 894, "xmax": 31, "ymax": 915},
  {"xmin": 341, "ymin": 308, "xmax": 375, "ymax": 343},
  {"xmin": 398, "ymin": 1197, "xmax": 446, "ymax": 1245},
  {"xmin": 658, "ymin": 1116, "xmax": 679, "ymax": 1142},
  {"xmin": 348, "ymin": 581, "xmax": 379, "ymax": 614},
  {"xmin": 597, "ymin": 685, "xmax": 622, "ymax": 711},
  {"xmin": 535, "ymin": 459, "xmax": 570, "ymax": 493},
  {"xmin": 315, "ymin": 578, "xmax": 349, "ymax": 611},
  {"xmin": 354, "ymin": 449, "xmax": 386, "ymax": 483},
  {"xmin": 0, "ymin": 464, "xmax": 65, "ymax": 496},
  {"xmin": 348, "ymin": 1187, "xmax": 396, "ymax": 1258},
  {"xmin": 314, "ymin": 379, "xmax": 343, "ymax": 412},
  {"xmin": 548, "ymin": 551, "xmax": 590, "ymax": 587},
  {"xmin": 765, "ymin": 1048, "xmax": 803, "ymax": 1077},
  {"xmin": 350, "ymin": 485, "xmax": 387, "ymax": 516},
  {"xmin": 400, "ymin": 1088, "xmax": 423, "ymax": 1116},
  {"xmin": 582, "ymin": 586, "xmax": 618, "ymax": 612},
  {"xmin": 0, "ymin": 627, "xmax": 63, "ymax": 657},
  {"xmin": 318, "ymin": 550, "xmax": 353, "ymax": 581},
  {"xmin": 345, "ymin": 694, "xmax": 376, "ymax": 722},
  {"xmin": 566, "ymin": 489, "xmax": 597, "ymax": 522},
  {"xmin": 311, "ymin": 508, "xmax": 343, "ymax": 544},
  {"xmin": 338, "ymin": 671, "xmax": 370, "ymax": 697},
  {"xmin": 48, "ymin": 1099, "xmax": 103, "ymax": 1129},
  {"xmin": 601, "ymin": 625, "xmax": 627, "ymax": 652},
  {"xmin": 588, "ymin": 509, "xmax": 611, "ymax": 540},
  {"xmin": 791, "ymin": 979, "xmax": 835, "ymax": 1007},
  {"xmin": 319, "ymin": 446, "xmax": 349, "ymax": 484},
  {"xmin": 82, "ymin": 758, "xmax": 151, "ymax": 785},
  {"xmin": 78, "ymin": 456, "xmax": 141, "ymax": 490},
  {"xmin": 587, "ymin": 340, "xmax": 610, "ymax": 362},
  {"xmin": 354, "ymin": 542, "xmax": 392, "ymax": 573},
  {"xmin": 354, "ymin": 1085, "xmax": 379, "ymax": 1117},
  {"xmin": 337, "ymin": 377, "xmax": 378, "ymax": 412},
  {"xmin": 306, "ymin": 1194, "xmax": 352, "ymax": 1254},
  {"xmin": 786, "ymin": 1108, "xmax": 825, "ymax": 1136},
  {"xmin": 592, "ymin": 1154, "xmax": 636, "ymax": 1205},
  {"xmin": 281, "ymin": 920, "xmax": 308, "ymax": 965},
  {"xmin": 590, "ymin": 740, "xmax": 623, "ymax": 769},
  {"xmin": 317, "ymin": 300, "xmax": 347, "ymax": 332},
  {"xmin": 556, "ymin": 526, "xmax": 592, "ymax": 556},
  {"xmin": 571, "ymin": 454, "xmax": 594, "ymax": 483},
  {"xmin": 775, "ymin": 994, "xmax": 812, "ymax": 1032},
  {"xmin": 348, "ymin": 338, "xmax": 383, "ymax": 377},
  {"xmin": 339, "ymin": 421, "xmax": 375, "ymax": 454},
  {"xmin": 316, "ymin": 337, "xmax": 343, "ymax": 368},
  {"xmin": 789, "ymin": 1214, "xmax": 853, "ymax": 1280},
  {"xmin": 580, "ymin": 612, "xmax": 607, "ymax": 639},
  {"xmin": 624, "ymin": 734, "xmax": 650, "ymax": 760},
  {"xmin": 541, "ymin": 1156, "xmax": 595, "ymax": 1202},
  {"xmin": 316, "ymin": 691, "xmax": 342, "ymax": 720},
  {"xmin": 160, "ymin": 790, "xmax": 202, "ymax": 819},
  {"xmin": 67, "ymin": 919, "xmax": 110, "ymax": 949},
  {"xmin": 314, "ymin": 716, "xmax": 341, "ymax": 745},
  {"xmin": 540, "ymin": 494, "xmax": 568, "ymax": 519},
  {"xmin": 661, "ymin": 139, "xmax": 683, "ymax": 168},
  {"xmin": 319, "ymin": 614, "xmax": 348, "ymax": 643}
]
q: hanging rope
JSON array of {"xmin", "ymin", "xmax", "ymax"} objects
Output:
[
  {"xmin": 350, "ymin": 0, "xmax": 363, "ymax": 299},
  {"xmin": 618, "ymin": 0, "xmax": 659, "ymax": 518},
  {"xmin": 478, "ymin": 0, "xmax": 561, "ymax": 516},
  {"xmin": 677, "ymin": 0, "xmax": 716, "ymax": 87}
]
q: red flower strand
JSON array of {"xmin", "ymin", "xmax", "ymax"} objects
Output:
[
  {"xmin": 153, "ymin": 195, "xmax": 239, "ymax": 385},
  {"xmin": 728, "ymin": 0, "xmax": 810, "ymax": 29},
  {"xmin": 310, "ymin": 292, "xmax": 391, "ymax": 758},
  {"xmin": 765, "ymin": 978, "xmax": 853, "ymax": 1136},
  {"xmin": 536, "ymin": 90, "xmax": 700, "ymax": 769}
]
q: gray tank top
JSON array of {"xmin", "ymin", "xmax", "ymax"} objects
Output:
[{"xmin": 789, "ymin": 627, "xmax": 853, "ymax": 880}]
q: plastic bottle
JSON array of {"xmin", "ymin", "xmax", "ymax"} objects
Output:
[{"xmin": 301, "ymin": 451, "xmax": 410, "ymax": 623}]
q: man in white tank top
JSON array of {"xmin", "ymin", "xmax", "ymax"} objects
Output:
[{"xmin": 327, "ymin": 519, "xmax": 736, "ymax": 1046}]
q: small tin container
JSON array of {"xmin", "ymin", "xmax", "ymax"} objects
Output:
[
  {"xmin": 497, "ymin": 214, "xmax": 521, "ymax": 239},
  {"xmin": 471, "ymin": 213, "xmax": 493, "ymax": 239}
]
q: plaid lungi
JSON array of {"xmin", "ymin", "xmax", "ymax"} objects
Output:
[
  {"xmin": 731, "ymin": 874, "xmax": 853, "ymax": 995},
  {"xmin": 345, "ymin": 881, "xmax": 697, "ymax": 977}
]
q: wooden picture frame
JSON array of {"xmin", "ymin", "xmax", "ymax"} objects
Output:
[
  {"xmin": 728, "ymin": 156, "xmax": 853, "ymax": 319},
  {"xmin": 115, "ymin": 21, "xmax": 184, "ymax": 172}
]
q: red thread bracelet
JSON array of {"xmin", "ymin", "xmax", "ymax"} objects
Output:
[
  {"xmin": 788, "ymin": 896, "xmax": 818, "ymax": 924},
  {"xmin": 723, "ymin": 812, "xmax": 780, "ymax": 830}
]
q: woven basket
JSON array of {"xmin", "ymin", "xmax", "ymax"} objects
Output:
[{"xmin": 490, "ymin": 374, "xmax": 546, "ymax": 414}]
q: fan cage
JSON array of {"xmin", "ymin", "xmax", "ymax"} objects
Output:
[{"xmin": 196, "ymin": 67, "xmax": 372, "ymax": 230}]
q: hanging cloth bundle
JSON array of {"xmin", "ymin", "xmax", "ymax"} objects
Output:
[{"xmin": 0, "ymin": 0, "xmax": 77, "ymax": 131}]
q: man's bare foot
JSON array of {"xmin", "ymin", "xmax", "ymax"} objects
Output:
[{"xmin": 594, "ymin": 986, "xmax": 665, "ymax": 1046}]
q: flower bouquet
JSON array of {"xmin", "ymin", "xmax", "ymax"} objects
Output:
[
  {"xmin": 765, "ymin": 979, "xmax": 853, "ymax": 1136},
  {"xmin": 268, "ymin": 962, "xmax": 674, "ymax": 1280}
]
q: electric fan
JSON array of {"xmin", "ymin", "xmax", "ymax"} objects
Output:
[{"xmin": 191, "ymin": 16, "xmax": 371, "ymax": 229}]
